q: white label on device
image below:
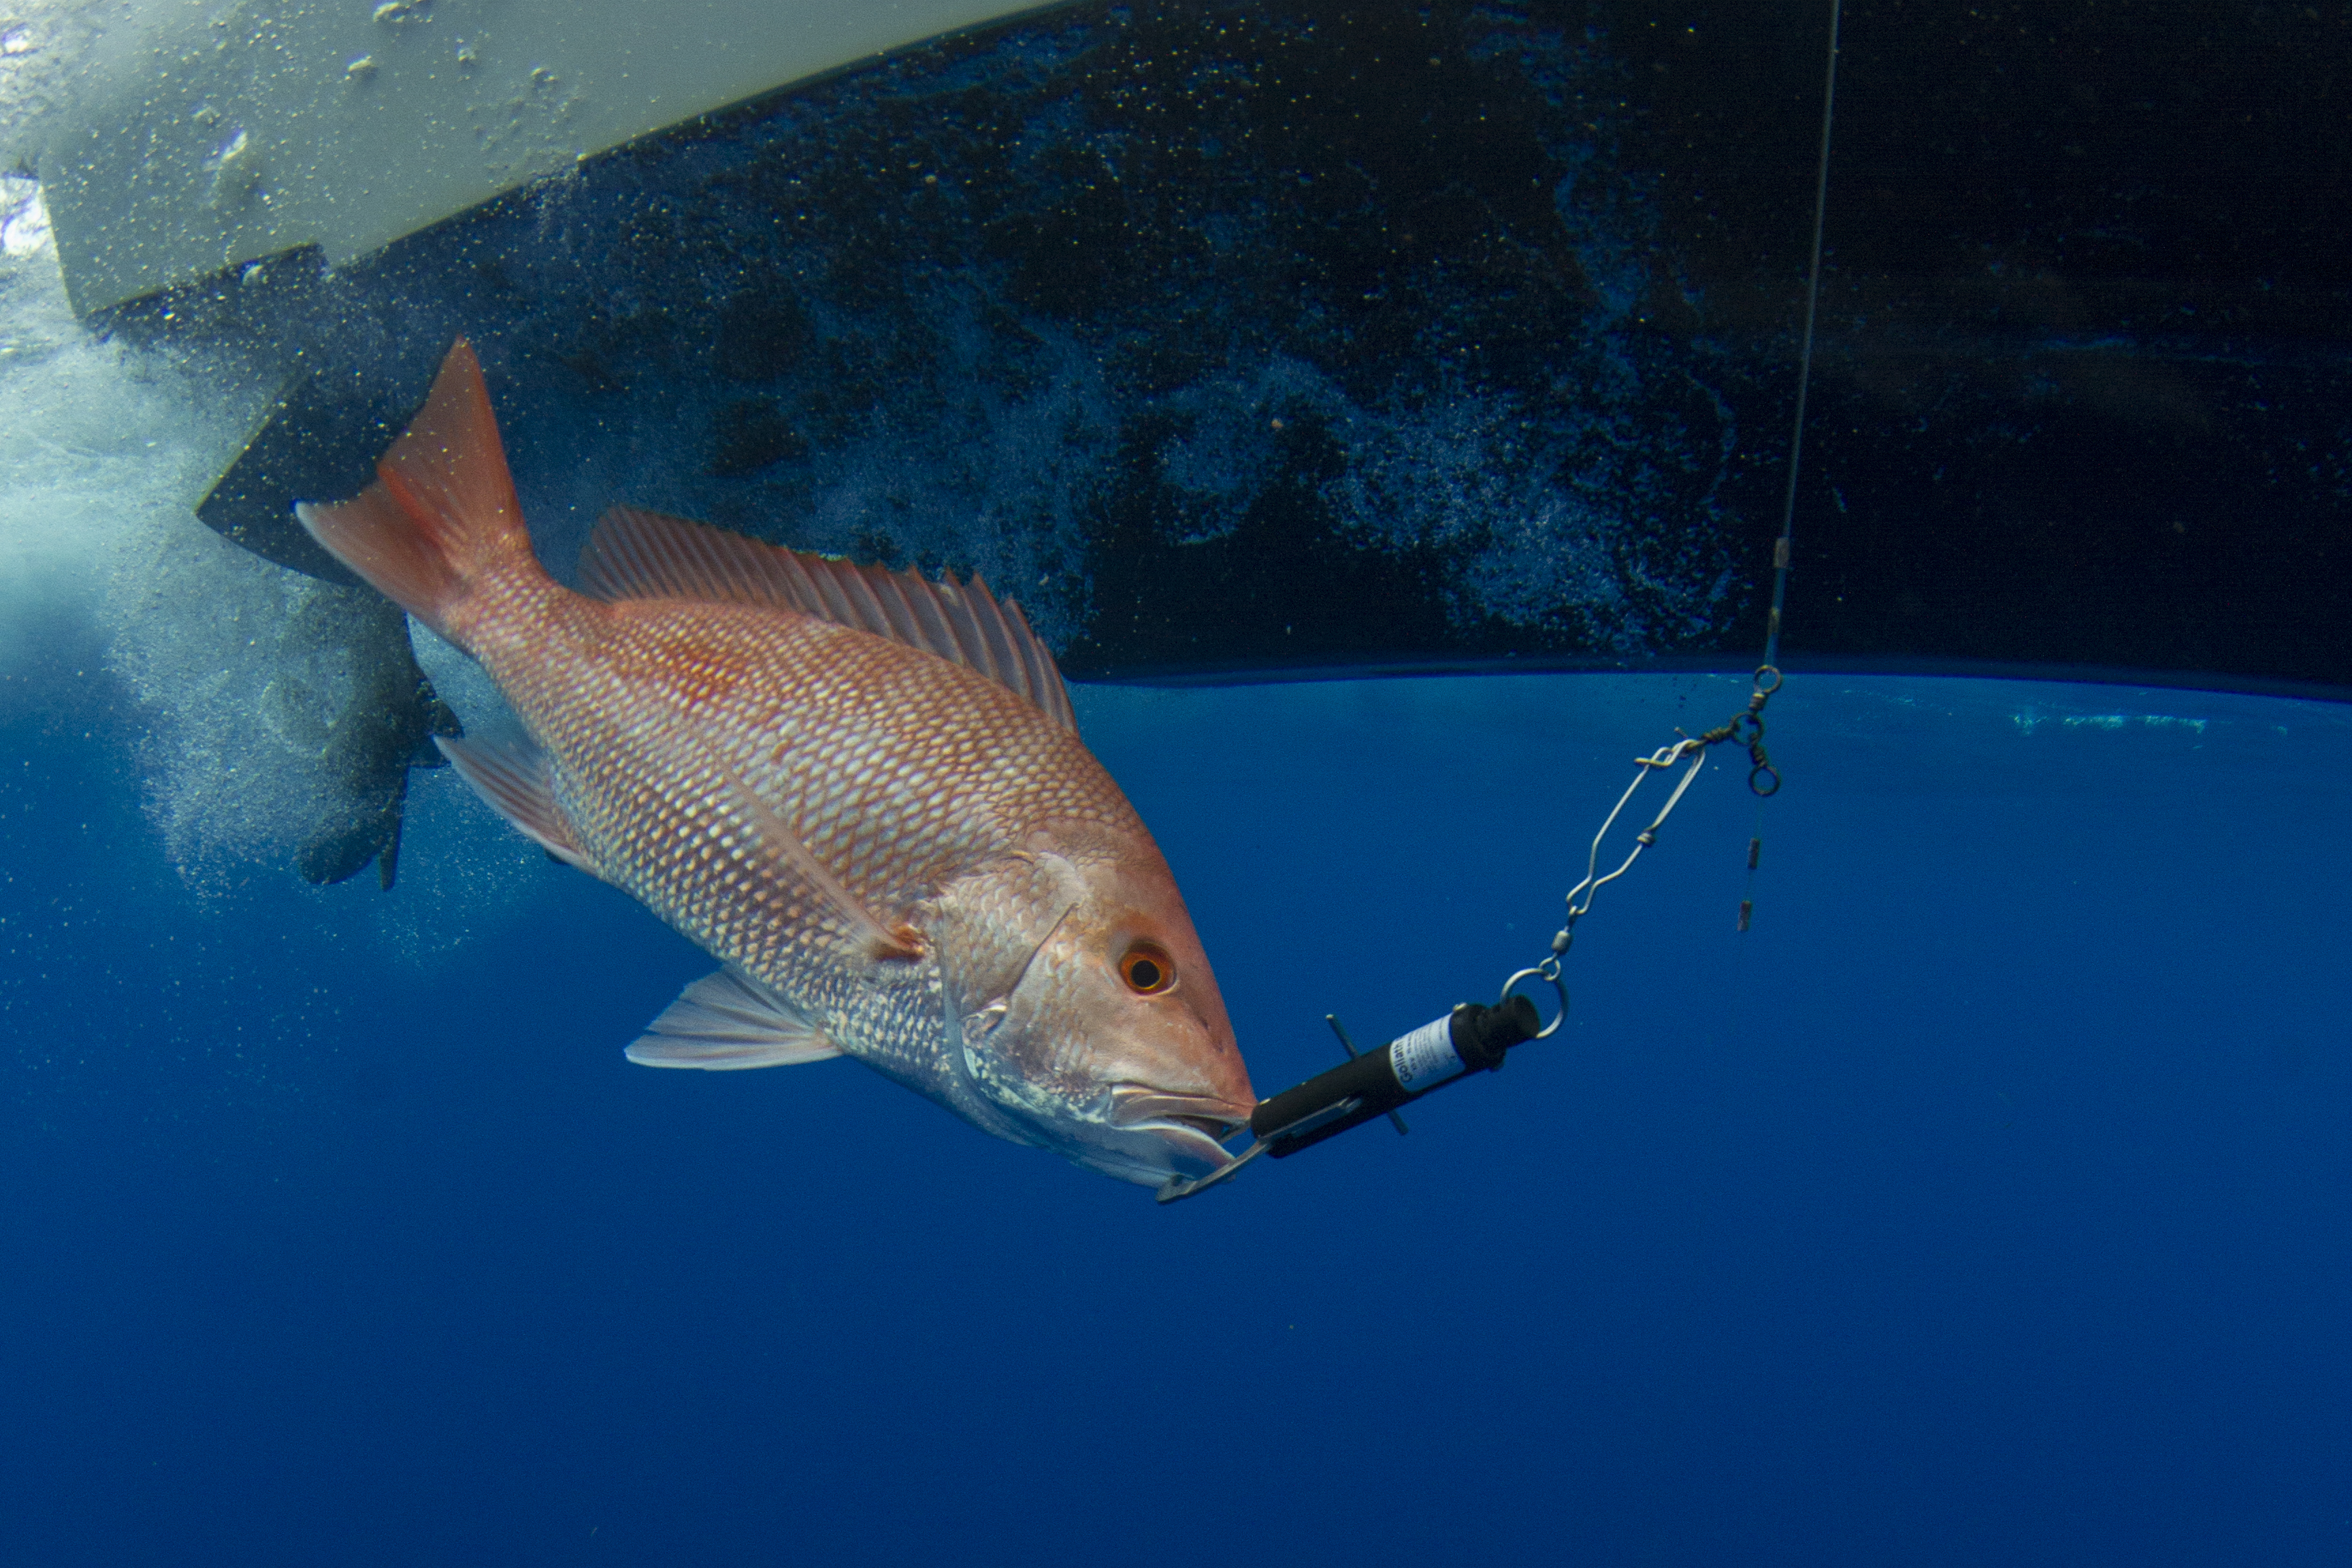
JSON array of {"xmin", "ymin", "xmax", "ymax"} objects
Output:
[{"xmin": 1388, "ymin": 1014, "xmax": 1465, "ymax": 1093}]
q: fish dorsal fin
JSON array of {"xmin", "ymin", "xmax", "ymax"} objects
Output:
[
  {"xmin": 625, "ymin": 970, "xmax": 845, "ymax": 1071},
  {"xmin": 578, "ymin": 505, "xmax": 1077, "ymax": 734},
  {"xmin": 436, "ymin": 733, "xmax": 602, "ymax": 879}
]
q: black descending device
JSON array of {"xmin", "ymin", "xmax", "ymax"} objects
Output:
[{"xmin": 1249, "ymin": 995, "xmax": 1543, "ymax": 1158}]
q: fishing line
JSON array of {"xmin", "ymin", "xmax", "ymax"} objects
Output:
[
  {"xmin": 1766, "ymin": 0, "xmax": 1843, "ymax": 676},
  {"xmin": 1742, "ymin": 0, "xmax": 1844, "ymax": 934}
]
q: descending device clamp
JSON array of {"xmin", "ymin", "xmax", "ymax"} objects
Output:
[{"xmin": 1156, "ymin": 668, "xmax": 1783, "ymax": 1205}]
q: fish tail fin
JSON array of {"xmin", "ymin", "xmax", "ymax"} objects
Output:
[{"xmin": 295, "ymin": 339, "xmax": 544, "ymax": 647}]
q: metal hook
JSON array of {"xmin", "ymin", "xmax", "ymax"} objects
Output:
[
  {"xmin": 1154, "ymin": 1137, "xmax": 1269, "ymax": 1205},
  {"xmin": 1500, "ymin": 966, "xmax": 1569, "ymax": 1040}
]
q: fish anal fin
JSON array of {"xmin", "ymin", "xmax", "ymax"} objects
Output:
[
  {"xmin": 625, "ymin": 970, "xmax": 845, "ymax": 1071},
  {"xmin": 436, "ymin": 734, "xmax": 602, "ymax": 879},
  {"xmin": 578, "ymin": 505, "xmax": 1077, "ymax": 733}
]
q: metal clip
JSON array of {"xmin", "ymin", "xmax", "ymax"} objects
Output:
[{"xmin": 1499, "ymin": 966, "xmax": 1569, "ymax": 1040}]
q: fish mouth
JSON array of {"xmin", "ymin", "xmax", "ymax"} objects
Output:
[{"xmin": 1107, "ymin": 1084, "xmax": 1254, "ymax": 1170}]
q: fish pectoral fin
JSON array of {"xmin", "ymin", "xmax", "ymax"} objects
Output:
[
  {"xmin": 700, "ymin": 738, "xmax": 924, "ymax": 964},
  {"xmin": 624, "ymin": 970, "xmax": 845, "ymax": 1070},
  {"xmin": 436, "ymin": 733, "xmax": 602, "ymax": 879}
]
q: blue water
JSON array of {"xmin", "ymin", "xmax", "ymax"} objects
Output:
[{"xmin": 3, "ymin": 671, "xmax": 2347, "ymax": 1565}]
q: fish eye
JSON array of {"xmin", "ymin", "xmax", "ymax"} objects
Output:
[{"xmin": 1119, "ymin": 941, "xmax": 1175, "ymax": 995}]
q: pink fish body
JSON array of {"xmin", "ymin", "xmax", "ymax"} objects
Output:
[{"xmin": 299, "ymin": 341, "xmax": 1254, "ymax": 1186}]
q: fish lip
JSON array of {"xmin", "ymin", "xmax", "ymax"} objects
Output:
[
  {"xmin": 1106, "ymin": 1085, "xmax": 1256, "ymax": 1175},
  {"xmin": 1107, "ymin": 1083, "xmax": 1255, "ymax": 1141}
]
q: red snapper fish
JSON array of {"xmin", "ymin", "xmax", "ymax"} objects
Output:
[{"xmin": 298, "ymin": 340, "xmax": 1255, "ymax": 1187}]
